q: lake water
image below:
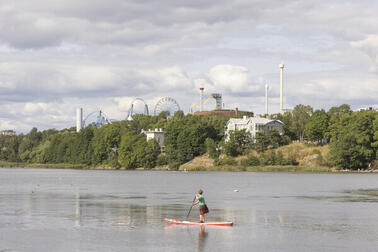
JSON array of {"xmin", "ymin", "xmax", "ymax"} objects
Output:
[{"xmin": 0, "ymin": 168, "xmax": 377, "ymax": 252}]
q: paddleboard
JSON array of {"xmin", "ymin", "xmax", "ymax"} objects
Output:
[{"xmin": 164, "ymin": 218, "xmax": 233, "ymax": 226}]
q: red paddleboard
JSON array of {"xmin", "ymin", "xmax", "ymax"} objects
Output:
[{"xmin": 164, "ymin": 218, "xmax": 233, "ymax": 226}]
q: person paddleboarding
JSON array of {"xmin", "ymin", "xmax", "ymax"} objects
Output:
[{"xmin": 192, "ymin": 189, "xmax": 209, "ymax": 223}]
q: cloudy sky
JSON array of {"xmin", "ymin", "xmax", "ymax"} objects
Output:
[{"xmin": 1, "ymin": 0, "xmax": 377, "ymax": 132}]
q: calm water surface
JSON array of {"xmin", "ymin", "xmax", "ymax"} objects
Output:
[{"xmin": 0, "ymin": 168, "xmax": 377, "ymax": 251}]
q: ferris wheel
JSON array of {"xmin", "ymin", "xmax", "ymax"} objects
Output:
[{"xmin": 154, "ymin": 97, "xmax": 180, "ymax": 116}]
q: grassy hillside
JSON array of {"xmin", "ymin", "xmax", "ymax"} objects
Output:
[
  {"xmin": 276, "ymin": 142, "xmax": 329, "ymax": 167},
  {"xmin": 179, "ymin": 142, "xmax": 332, "ymax": 172}
]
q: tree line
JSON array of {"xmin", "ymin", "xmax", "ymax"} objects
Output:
[{"xmin": 0, "ymin": 104, "xmax": 377, "ymax": 170}]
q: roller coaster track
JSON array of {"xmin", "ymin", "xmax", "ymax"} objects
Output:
[{"xmin": 189, "ymin": 96, "xmax": 214, "ymax": 114}]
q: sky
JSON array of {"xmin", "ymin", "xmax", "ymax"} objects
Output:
[{"xmin": 0, "ymin": 0, "xmax": 377, "ymax": 133}]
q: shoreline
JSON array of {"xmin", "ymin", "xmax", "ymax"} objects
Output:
[
  {"xmin": 178, "ymin": 165, "xmax": 378, "ymax": 173},
  {"xmin": 0, "ymin": 161, "xmax": 377, "ymax": 173}
]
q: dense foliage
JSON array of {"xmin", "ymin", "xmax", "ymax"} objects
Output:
[
  {"xmin": 0, "ymin": 112, "xmax": 227, "ymax": 170},
  {"xmin": 0, "ymin": 104, "xmax": 377, "ymax": 170},
  {"xmin": 328, "ymin": 110, "xmax": 377, "ymax": 169}
]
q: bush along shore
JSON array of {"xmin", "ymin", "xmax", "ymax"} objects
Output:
[
  {"xmin": 179, "ymin": 165, "xmax": 333, "ymax": 173},
  {"xmin": 1, "ymin": 161, "xmax": 375, "ymax": 173},
  {"xmin": 0, "ymin": 161, "xmax": 89, "ymax": 169},
  {"xmin": 3, "ymin": 142, "xmax": 374, "ymax": 173}
]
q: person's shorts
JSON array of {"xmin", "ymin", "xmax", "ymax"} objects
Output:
[{"xmin": 199, "ymin": 204, "xmax": 209, "ymax": 215}]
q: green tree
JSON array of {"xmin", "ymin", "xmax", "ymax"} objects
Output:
[
  {"xmin": 173, "ymin": 110, "xmax": 185, "ymax": 119},
  {"xmin": 30, "ymin": 140, "xmax": 51, "ymax": 163},
  {"xmin": 156, "ymin": 154, "xmax": 168, "ymax": 166},
  {"xmin": 164, "ymin": 114, "xmax": 216, "ymax": 166},
  {"xmin": 329, "ymin": 111, "xmax": 376, "ymax": 169},
  {"xmin": 18, "ymin": 137, "xmax": 34, "ymax": 162},
  {"xmin": 175, "ymin": 123, "xmax": 208, "ymax": 163},
  {"xmin": 199, "ymin": 114, "xmax": 228, "ymax": 141},
  {"xmin": 139, "ymin": 139, "xmax": 160, "ymax": 168},
  {"xmin": 17, "ymin": 128, "xmax": 43, "ymax": 162},
  {"xmin": 371, "ymin": 115, "xmax": 378, "ymax": 162},
  {"xmin": 92, "ymin": 123, "xmax": 122, "ymax": 165},
  {"xmin": 224, "ymin": 129, "xmax": 251, "ymax": 157},
  {"xmin": 71, "ymin": 126, "xmax": 95, "ymax": 164},
  {"xmin": 0, "ymin": 135, "xmax": 22, "ymax": 162},
  {"xmin": 118, "ymin": 132, "xmax": 145, "ymax": 169},
  {"xmin": 43, "ymin": 131, "xmax": 75, "ymax": 163},
  {"xmin": 254, "ymin": 131, "xmax": 269, "ymax": 153},
  {"xmin": 205, "ymin": 138, "xmax": 219, "ymax": 159},
  {"xmin": 271, "ymin": 112, "xmax": 296, "ymax": 140},
  {"xmin": 326, "ymin": 104, "xmax": 352, "ymax": 140},
  {"xmin": 266, "ymin": 129, "xmax": 285, "ymax": 148},
  {"xmin": 27, "ymin": 127, "xmax": 42, "ymax": 145},
  {"xmin": 305, "ymin": 109, "xmax": 329, "ymax": 142},
  {"xmin": 328, "ymin": 104, "xmax": 352, "ymax": 122},
  {"xmin": 291, "ymin": 104, "xmax": 313, "ymax": 141}
]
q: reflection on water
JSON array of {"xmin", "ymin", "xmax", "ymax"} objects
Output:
[
  {"xmin": 75, "ymin": 191, "xmax": 80, "ymax": 227},
  {"xmin": 0, "ymin": 191, "xmax": 162, "ymax": 229},
  {"xmin": 0, "ymin": 169, "xmax": 378, "ymax": 251},
  {"xmin": 163, "ymin": 224, "xmax": 210, "ymax": 252},
  {"xmin": 346, "ymin": 188, "xmax": 378, "ymax": 196},
  {"xmin": 295, "ymin": 189, "xmax": 378, "ymax": 203},
  {"xmin": 198, "ymin": 225, "xmax": 208, "ymax": 252}
]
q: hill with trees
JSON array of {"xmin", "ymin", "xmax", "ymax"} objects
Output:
[{"xmin": 0, "ymin": 104, "xmax": 377, "ymax": 171}]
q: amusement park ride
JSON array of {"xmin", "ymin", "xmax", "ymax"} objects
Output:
[
  {"xmin": 77, "ymin": 92, "xmax": 222, "ymax": 131},
  {"xmin": 82, "ymin": 110, "xmax": 111, "ymax": 128},
  {"xmin": 189, "ymin": 93, "xmax": 222, "ymax": 114},
  {"xmin": 125, "ymin": 97, "xmax": 180, "ymax": 119},
  {"xmin": 77, "ymin": 97, "xmax": 181, "ymax": 131},
  {"xmin": 76, "ymin": 92, "xmax": 223, "ymax": 132},
  {"xmin": 126, "ymin": 98, "xmax": 149, "ymax": 120}
]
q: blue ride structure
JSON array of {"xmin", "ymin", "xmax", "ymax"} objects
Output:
[{"xmin": 82, "ymin": 110, "xmax": 111, "ymax": 128}]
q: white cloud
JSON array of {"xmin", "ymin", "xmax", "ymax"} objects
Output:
[
  {"xmin": 192, "ymin": 64, "xmax": 260, "ymax": 96},
  {"xmin": 113, "ymin": 97, "xmax": 134, "ymax": 112},
  {"xmin": 157, "ymin": 66, "xmax": 192, "ymax": 89},
  {"xmin": 350, "ymin": 34, "xmax": 378, "ymax": 71},
  {"xmin": 23, "ymin": 102, "xmax": 48, "ymax": 115},
  {"xmin": 209, "ymin": 64, "xmax": 258, "ymax": 93}
]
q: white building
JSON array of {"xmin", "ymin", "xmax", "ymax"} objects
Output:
[
  {"xmin": 0, "ymin": 130, "xmax": 16, "ymax": 136},
  {"xmin": 142, "ymin": 128, "xmax": 165, "ymax": 149},
  {"xmin": 225, "ymin": 116, "xmax": 284, "ymax": 141}
]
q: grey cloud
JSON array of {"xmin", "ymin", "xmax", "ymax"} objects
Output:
[
  {"xmin": 0, "ymin": 6, "xmax": 67, "ymax": 49},
  {"xmin": 0, "ymin": 0, "xmax": 304, "ymax": 49},
  {"xmin": 2, "ymin": 1, "xmax": 377, "ymax": 49}
]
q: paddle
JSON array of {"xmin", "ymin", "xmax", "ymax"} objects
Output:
[{"xmin": 186, "ymin": 195, "xmax": 197, "ymax": 219}]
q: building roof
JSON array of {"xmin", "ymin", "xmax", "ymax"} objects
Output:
[
  {"xmin": 141, "ymin": 128, "xmax": 164, "ymax": 134},
  {"xmin": 227, "ymin": 117, "xmax": 283, "ymax": 125}
]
